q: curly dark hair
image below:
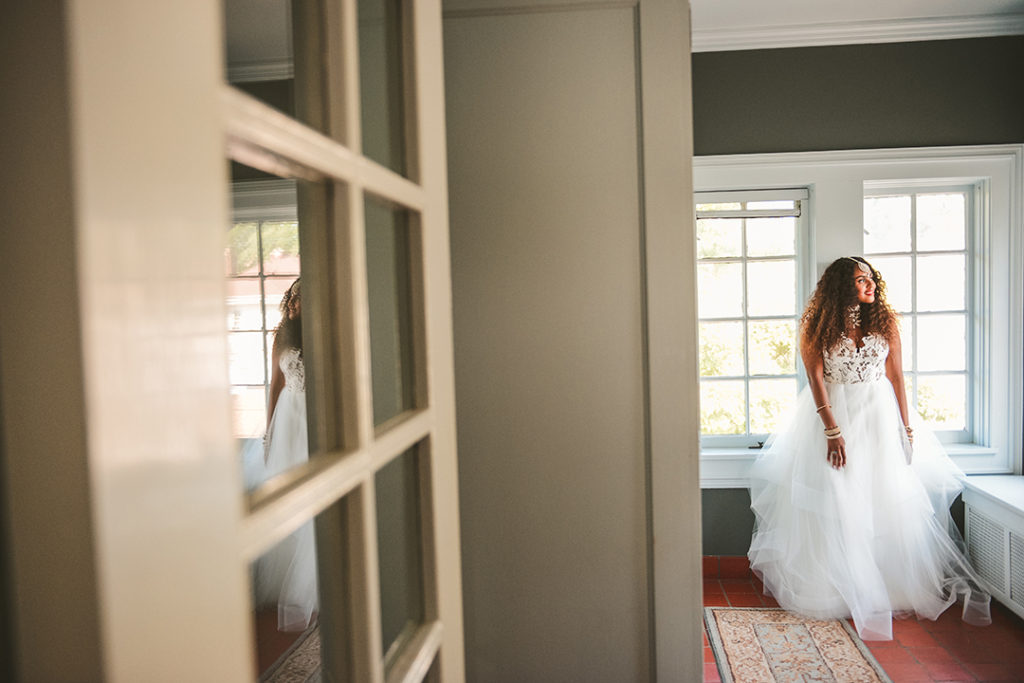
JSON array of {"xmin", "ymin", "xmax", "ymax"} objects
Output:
[
  {"xmin": 800, "ymin": 257, "xmax": 899, "ymax": 357},
  {"xmin": 274, "ymin": 278, "xmax": 302, "ymax": 354}
]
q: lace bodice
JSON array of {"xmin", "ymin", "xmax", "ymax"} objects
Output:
[
  {"xmin": 823, "ymin": 334, "xmax": 888, "ymax": 384},
  {"xmin": 280, "ymin": 347, "xmax": 305, "ymax": 392}
]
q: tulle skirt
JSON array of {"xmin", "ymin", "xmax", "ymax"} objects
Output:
[
  {"xmin": 748, "ymin": 377, "xmax": 991, "ymax": 640},
  {"xmin": 253, "ymin": 386, "xmax": 319, "ymax": 632}
]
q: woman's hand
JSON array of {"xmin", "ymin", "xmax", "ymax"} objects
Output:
[{"xmin": 827, "ymin": 435, "xmax": 846, "ymax": 469}]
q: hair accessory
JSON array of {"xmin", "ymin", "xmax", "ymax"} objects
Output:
[{"xmin": 845, "ymin": 256, "xmax": 871, "ymax": 274}]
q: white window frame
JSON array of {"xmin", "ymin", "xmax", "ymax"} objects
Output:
[
  {"xmin": 695, "ymin": 188, "xmax": 812, "ymax": 448},
  {"xmin": 695, "ymin": 145, "xmax": 1024, "ymax": 488},
  {"xmin": 863, "ymin": 181, "xmax": 979, "ymax": 445}
]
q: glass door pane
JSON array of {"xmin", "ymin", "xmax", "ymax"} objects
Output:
[
  {"xmin": 376, "ymin": 445, "xmax": 426, "ymax": 672},
  {"xmin": 366, "ymin": 196, "xmax": 417, "ymax": 425},
  {"xmin": 358, "ymin": 0, "xmax": 408, "ymax": 175}
]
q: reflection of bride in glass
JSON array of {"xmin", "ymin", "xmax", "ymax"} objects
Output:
[{"xmin": 254, "ymin": 278, "xmax": 319, "ymax": 631}]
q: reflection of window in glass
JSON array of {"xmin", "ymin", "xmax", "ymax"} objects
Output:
[
  {"xmin": 696, "ymin": 191, "xmax": 808, "ymax": 444},
  {"xmin": 864, "ymin": 188, "xmax": 973, "ymax": 439},
  {"xmin": 227, "ymin": 187, "xmax": 300, "ymax": 439}
]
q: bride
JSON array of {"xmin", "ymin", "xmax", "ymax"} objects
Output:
[
  {"xmin": 748, "ymin": 256, "xmax": 991, "ymax": 640},
  {"xmin": 254, "ymin": 278, "xmax": 319, "ymax": 632}
]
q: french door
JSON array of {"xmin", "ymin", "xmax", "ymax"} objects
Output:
[
  {"xmin": 1, "ymin": 1, "xmax": 464, "ymax": 681},
  {"xmin": 225, "ymin": 1, "xmax": 465, "ymax": 680}
]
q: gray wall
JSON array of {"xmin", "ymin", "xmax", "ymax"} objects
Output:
[
  {"xmin": 444, "ymin": 7, "xmax": 651, "ymax": 681},
  {"xmin": 693, "ymin": 36, "xmax": 1024, "ymax": 156},
  {"xmin": 696, "ymin": 35, "xmax": 1024, "ymax": 557}
]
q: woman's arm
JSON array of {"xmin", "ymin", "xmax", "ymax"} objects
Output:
[
  {"xmin": 801, "ymin": 342, "xmax": 846, "ymax": 469},
  {"xmin": 885, "ymin": 329, "xmax": 911, "ymax": 428},
  {"xmin": 266, "ymin": 335, "xmax": 286, "ymax": 431}
]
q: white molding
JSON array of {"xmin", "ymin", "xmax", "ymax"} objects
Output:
[
  {"xmin": 227, "ymin": 59, "xmax": 294, "ymax": 83},
  {"xmin": 695, "ymin": 144, "xmax": 1024, "ymax": 488},
  {"xmin": 692, "ymin": 13, "xmax": 1024, "ymax": 53}
]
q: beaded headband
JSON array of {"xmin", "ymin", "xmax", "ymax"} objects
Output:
[{"xmin": 845, "ymin": 256, "xmax": 871, "ymax": 274}]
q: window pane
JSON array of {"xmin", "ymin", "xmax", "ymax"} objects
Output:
[
  {"xmin": 227, "ymin": 221, "xmax": 260, "ymax": 276},
  {"xmin": 864, "ymin": 195, "xmax": 911, "ymax": 253},
  {"xmin": 869, "ymin": 255, "xmax": 911, "ymax": 313},
  {"xmin": 696, "ymin": 202, "xmax": 741, "ymax": 211},
  {"xmin": 916, "ymin": 253, "xmax": 965, "ymax": 312},
  {"xmin": 376, "ymin": 447, "xmax": 426, "ymax": 672},
  {"xmin": 227, "ymin": 277, "xmax": 264, "ymax": 331},
  {"xmin": 917, "ymin": 315, "xmax": 965, "ymax": 371},
  {"xmin": 746, "ymin": 260, "xmax": 796, "ymax": 316},
  {"xmin": 700, "ymin": 381, "xmax": 745, "ymax": 435},
  {"xmin": 229, "ymin": 331, "xmax": 267, "ymax": 385},
  {"xmin": 901, "ymin": 318, "xmax": 914, "ymax": 370},
  {"xmin": 366, "ymin": 197, "xmax": 416, "ymax": 425},
  {"xmin": 916, "ymin": 374, "xmax": 966, "ymax": 431},
  {"xmin": 746, "ymin": 217, "xmax": 795, "ymax": 257},
  {"xmin": 748, "ymin": 320, "xmax": 796, "ymax": 375},
  {"xmin": 359, "ymin": 0, "xmax": 407, "ymax": 175},
  {"xmin": 746, "ymin": 200, "xmax": 794, "ymax": 210},
  {"xmin": 264, "ymin": 276, "xmax": 299, "ymax": 331},
  {"xmin": 232, "ymin": 385, "xmax": 267, "ymax": 440},
  {"xmin": 917, "ymin": 193, "xmax": 966, "ymax": 252},
  {"xmin": 261, "ymin": 220, "xmax": 301, "ymax": 275},
  {"xmin": 697, "ymin": 262, "xmax": 743, "ymax": 318},
  {"xmin": 749, "ymin": 378, "xmax": 797, "ymax": 434},
  {"xmin": 699, "ymin": 321, "xmax": 744, "ymax": 377},
  {"xmin": 696, "ymin": 218, "xmax": 741, "ymax": 259}
]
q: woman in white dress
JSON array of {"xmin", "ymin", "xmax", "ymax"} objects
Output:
[
  {"xmin": 748, "ymin": 256, "xmax": 990, "ymax": 640},
  {"xmin": 254, "ymin": 278, "xmax": 319, "ymax": 632}
]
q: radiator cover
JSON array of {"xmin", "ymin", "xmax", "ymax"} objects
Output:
[{"xmin": 963, "ymin": 475, "xmax": 1024, "ymax": 620}]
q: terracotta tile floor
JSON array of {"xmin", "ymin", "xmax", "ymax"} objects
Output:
[
  {"xmin": 703, "ymin": 556, "xmax": 1024, "ymax": 682},
  {"xmin": 253, "ymin": 607, "xmax": 305, "ymax": 674}
]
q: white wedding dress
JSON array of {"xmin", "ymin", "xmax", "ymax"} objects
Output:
[
  {"xmin": 254, "ymin": 347, "xmax": 319, "ymax": 632},
  {"xmin": 748, "ymin": 333, "xmax": 991, "ymax": 640}
]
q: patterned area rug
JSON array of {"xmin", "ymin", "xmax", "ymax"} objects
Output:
[
  {"xmin": 260, "ymin": 624, "xmax": 321, "ymax": 683},
  {"xmin": 705, "ymin": 607, "xmax": 892, "ymax": 683}
]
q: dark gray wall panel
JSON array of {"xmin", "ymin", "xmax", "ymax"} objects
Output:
[
  {"xmin": 693, "ymin": 36, "xmax": 1024, "ymax": 156},
  {"xmin": 701, "ymin": 489, "xmax": 754, "ymax": 557}
]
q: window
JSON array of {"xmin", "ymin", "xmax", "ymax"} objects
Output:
[
  {"xmin": 696, "ymin": 189, "xmax": 809, "ymax": 446},
  {"xmin": 694, "ymin": 145, "xmax": 1023, "ymax": 486},
  {"xmin": 864, "ymin": 185, "xmax": 975, "ymax": 442},
  {"xmin": 226, "ymin": 180, "xmax": 298, "ymax": 439}
]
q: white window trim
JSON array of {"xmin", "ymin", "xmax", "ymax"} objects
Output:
[{"xmin": 695, "ymin": 144, "xmax": 1024, "ymax": 488}]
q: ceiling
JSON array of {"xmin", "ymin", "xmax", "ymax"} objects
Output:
[
  {"xmin": 224, "ymin": 0, "xmax": 1024, "ymax": 75},
  {"xmin": 690, "ymin": 0, "xmax": 1024, "ymax": 51}
]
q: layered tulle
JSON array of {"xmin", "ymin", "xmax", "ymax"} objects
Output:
[
  {"xmin": 748, "ymin": 377, "xmax": 991, "ymax": 640},
  {"xmin": 253, "ymin": 362, "xmax": 319, "ymax": 632}
]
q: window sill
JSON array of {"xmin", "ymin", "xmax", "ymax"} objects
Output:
[{"xmin": 701, "ymin": 443, "xmax": 1011, "ymax": 489}]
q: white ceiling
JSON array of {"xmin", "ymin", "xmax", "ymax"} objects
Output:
[
  {"xmin": 224, "ymin": 0, "xmax": 1024, "ymax": 75},
  {"xmin": 690, "ymin": 0, "xmax": 1024, "ymax": 51}
]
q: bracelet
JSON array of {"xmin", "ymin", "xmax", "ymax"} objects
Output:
[
  {"xmin": 824, "ymin": 426, "xmax": 842, "ymax": 439},
  {"xmin": 816, "ymin": 404, "xmax": 831, "ymax": 413}
]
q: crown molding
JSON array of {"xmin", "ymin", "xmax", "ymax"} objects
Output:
[
  {"xmin": 692, "ymin": 12, "xmax": 1024, "ymax": 52},
  {"xmin": 227, "ymin": 60, "xmax": 294, "ymax": 84}
]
